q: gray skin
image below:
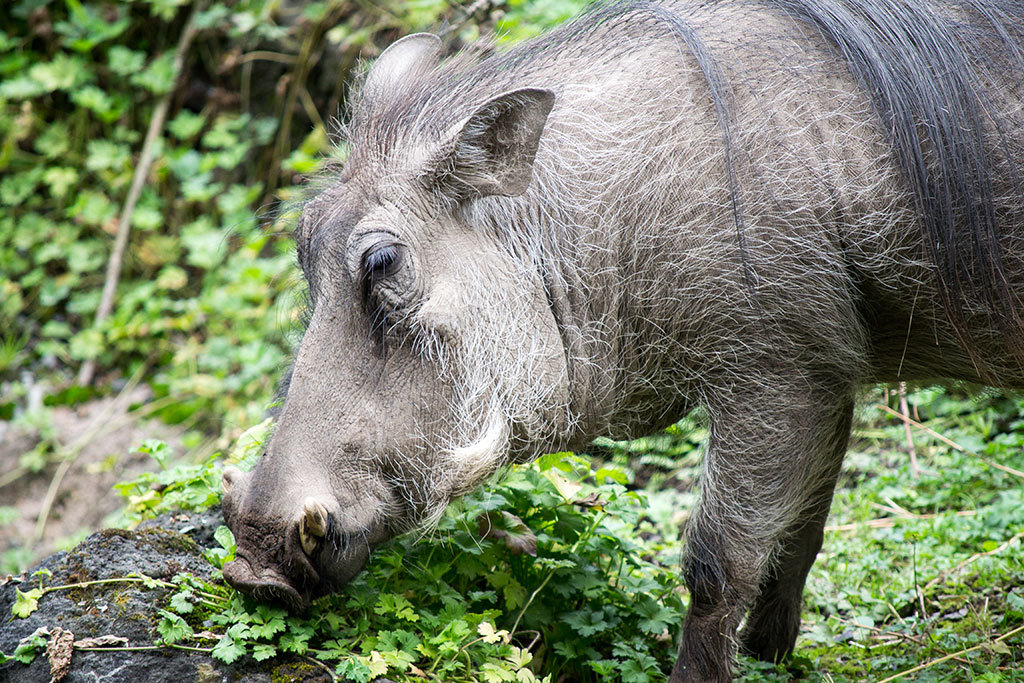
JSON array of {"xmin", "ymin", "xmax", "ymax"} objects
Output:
[{"xmin": 221, "ymin": 0, "xmax": 1024, "ymax": 680}]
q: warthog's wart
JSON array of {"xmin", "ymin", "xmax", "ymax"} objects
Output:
[{"xmin": 221, "ymin": 0, "xmax": 1024, "ymax": 679}]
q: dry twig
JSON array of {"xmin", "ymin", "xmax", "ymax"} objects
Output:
[
  {"xmin": 874, "ymin": 403, "xmax": 1024, "ymax": 479},
  {"xmin": 923, "ymin": 530, "xmax": 1024, "ymax": 592},
  {"xmin": 897, "ymin": 382, "xmax": 922, "ymax": 477},
  {"xmin": 824, "ymin": 510, "xmax": 975, "ymax": 533}
]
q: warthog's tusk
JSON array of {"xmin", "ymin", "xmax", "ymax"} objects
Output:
[{"xmin": 299, "ymin": 498, "xmax": 329, "ymax": 555}]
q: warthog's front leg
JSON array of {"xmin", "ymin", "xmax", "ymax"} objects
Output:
[{"xmin": 669, "ymin": 381, "xmax": 855, "ymax": 682}]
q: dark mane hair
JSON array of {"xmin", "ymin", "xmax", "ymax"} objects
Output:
[{"xmin": 767, "ymin": 0, "xmax": 1024, "ymax": 354}]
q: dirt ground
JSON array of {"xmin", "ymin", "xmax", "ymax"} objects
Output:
[{"xmin": 0, "ymin": 385, "xmax": 185, "ymax": 575}]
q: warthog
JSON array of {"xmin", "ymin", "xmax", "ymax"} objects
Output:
[{"xmin": 221, "ymin": 0, "xmax": 1024, "ymax": 678}]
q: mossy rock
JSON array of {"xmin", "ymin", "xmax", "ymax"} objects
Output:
[{"xmin": 0, "ymin": 510, "xmax": 358, "ymax": 683}]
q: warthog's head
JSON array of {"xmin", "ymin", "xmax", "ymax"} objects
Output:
[{"xmin": 221, "ymin": 34, "xmax": 570, "ymax": 610}]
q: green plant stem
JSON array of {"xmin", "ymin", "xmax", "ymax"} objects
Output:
[
  {"xmin": 34, "ymin": 576, "xmax": 227, "ymax": 607},
  {"xmin": 508, "ymin": 512, "xmax": 608, "ymax": 638},
  {"xmin": 75, "ymin": 644, "xmax": 213, "ymax": 653}
]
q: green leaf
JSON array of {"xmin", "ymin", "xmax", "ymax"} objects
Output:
[
  {"xmin": 202, "ymin": 116, "xmax": 240, "ymax": 149},
  {"xmin": 1, "ymin": 167, "xmax": 43, "ymax": 206},
  {"xmin": 252, "ymin": 643, "xmax": 276, "ymax": 661},
  {"xmin": 86, "ymin": 139, "xmax": 130, "ymax": 173},
  {"xmin": 41, "ymin": 320, "xmax": 73, "ymax": 338},
  {"xmin": 157, "ymin": 609, "xmax": 194, "ymax": 644},
  {"xmin": 66, "ymin": 191, "xmax": 116, "ymax": 227},
  {"xmin": 35, "ymin": 123, "xmax": 71, "ymax": 159},
  {"xmin": 148, "ymin": 0, "xmax": 189, "ymax": 22},
  {"xmin": 194, "ymin": 5, "xmax": 231, "ymax": 29},
  {"xmin": 481, "ymin": 662, "xmax": 517, "ymax": 683},
  {"xmin": 131, "ymin": 52, "xmax": 177, "ymax": 94},
  {"xmin": 10, "ymin": 628, "xmax": 49, "ymax": 664},
  {"xmin": 13, "ymin": 588, "xmax": 42, "ymax": 618},
  {"xmin": 279, "ymin": 626, "xmax": 312, "ymax": 655},
  {"xmin": 43, "ymin": 167, "xmax": 79, "ymax": 198},
  {"xmin": 619, "ymin": 658, "xmax": 654, "ymax": 683},
  {"xmin": 543, "ymin": 468, "xmax": 582, "ymax": 502},
  {"xmin": 131, "ymin": 203, "xmax": 164, "ymax": 232},
  {"xmin": 69, "ymin": 328, "xmax": 103, "ymax": 361},
  {"xmin": 28, "ymin": 54, "xmax": 89, "ymax": 92},
  {"xmin": 137, "ymin": 439, "xmax": 173, "ymax": 469},
  {"xmin": 374, "ymin": 593, "xmax": 419, "ymax": 622},
  {"xmin": 635, "ymin": 596, "xmax": 676, "ymax": 635},
  {"xmin": 362, "ymin": 651, "xmax": 389, "ymax": 678},
  {"xmin": 0, "ymin": 76, "xmax": 47, "ymax": 99},
  {"xmin": 250, "ymin": 604, "xmax": 287, "ymax": 639},
  {"xmin": 563, "ymin": 608, "xmax": 616, "ymax": 637},
  {"xmin": 56, "ymin": 0, "xmax": 131, "ymax": 51},
  {"xmin": 107, "ymin": 45, "xmax": 146, "ymax": 76},
  {"xmin": 213, "ymin": 525, "xmax": 236, "ymax": 553},
  {"xmin": 181, "ymin": 217, "xmax": 227, "ymax": 269},
  {"xmin": 168, "ymin": 110, "xmax": 206, "ymax": 140},
  {"xmin": 335, "ymin": 656, "xmax": 373, "ymax": 683},
  {"xmin": 71, "ymin": 85, "xmax": 121, "ymax": 121},
  {"xmin": 169, "ymin": 590, "xmax": 194, "ymax": 614},
  {"xmin": 212, "ymin": 633, "xmax": 246, "ymax": 664}
]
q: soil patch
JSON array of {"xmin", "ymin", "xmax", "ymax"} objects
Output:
[{"xmin": 0, "ymin": 386, "xmax": 186, "ymax": 573}]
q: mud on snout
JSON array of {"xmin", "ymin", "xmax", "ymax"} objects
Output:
[{"xmin": 219, "ymin": 466, "xmax": 391, "ymax": 612}]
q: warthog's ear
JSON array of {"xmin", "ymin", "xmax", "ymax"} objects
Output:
[
  {"xmin": 364, "ymin": 33, "xmax": 442, "ymax": 95},
  {"xmin": 437, "ymin": 87, "xmax": 556, "ymax": 198}
]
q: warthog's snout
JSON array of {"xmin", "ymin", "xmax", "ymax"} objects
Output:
[
  {"xmin": 221, "ymin": 467, "xmax": 377, "ymax": 612},
  {"xmin": 222, "ymin": 551, "xmax": 312, "ymax": 612}
]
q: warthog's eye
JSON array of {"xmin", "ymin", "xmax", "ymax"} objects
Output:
[
  {"xmin": 361, "ymin": 242, "xmax": 407, "ymax": 340},
  {"xmin": 362, "ymin": 243, "xmax": 402, "ymax": 282}
]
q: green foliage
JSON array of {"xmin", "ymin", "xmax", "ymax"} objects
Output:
[
  {"xmin": 3, "ymin": 1, "xmax": 1024, "ymax": 680},
  {"xmin": 496, "ymin": 0, "xmax": 592, "ymax": 42},
  {"xmin": 0, "ymin": 627, "xmax": 49, "ymax": 665},
  {"xmin": 114, "ymin": 419, "xmax": 270, "ymax": 524},
  {"xmin": 782, "ymin": 387, "xmax": 1024, "ymax": 681},
  {"xmin": 12, "ymin": 588, "xmax": 43, "ymax": 619},
  {"xmin": 95, "ymin": 388, "xmax": 1024, "ymax": 680},
  {"xmin": 0, "ymin": 0, "xmax": 311, "ymax": 441},
  {"xmin": 144, "ymin": 451, "xmax": 685, "ymax": 682}
]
